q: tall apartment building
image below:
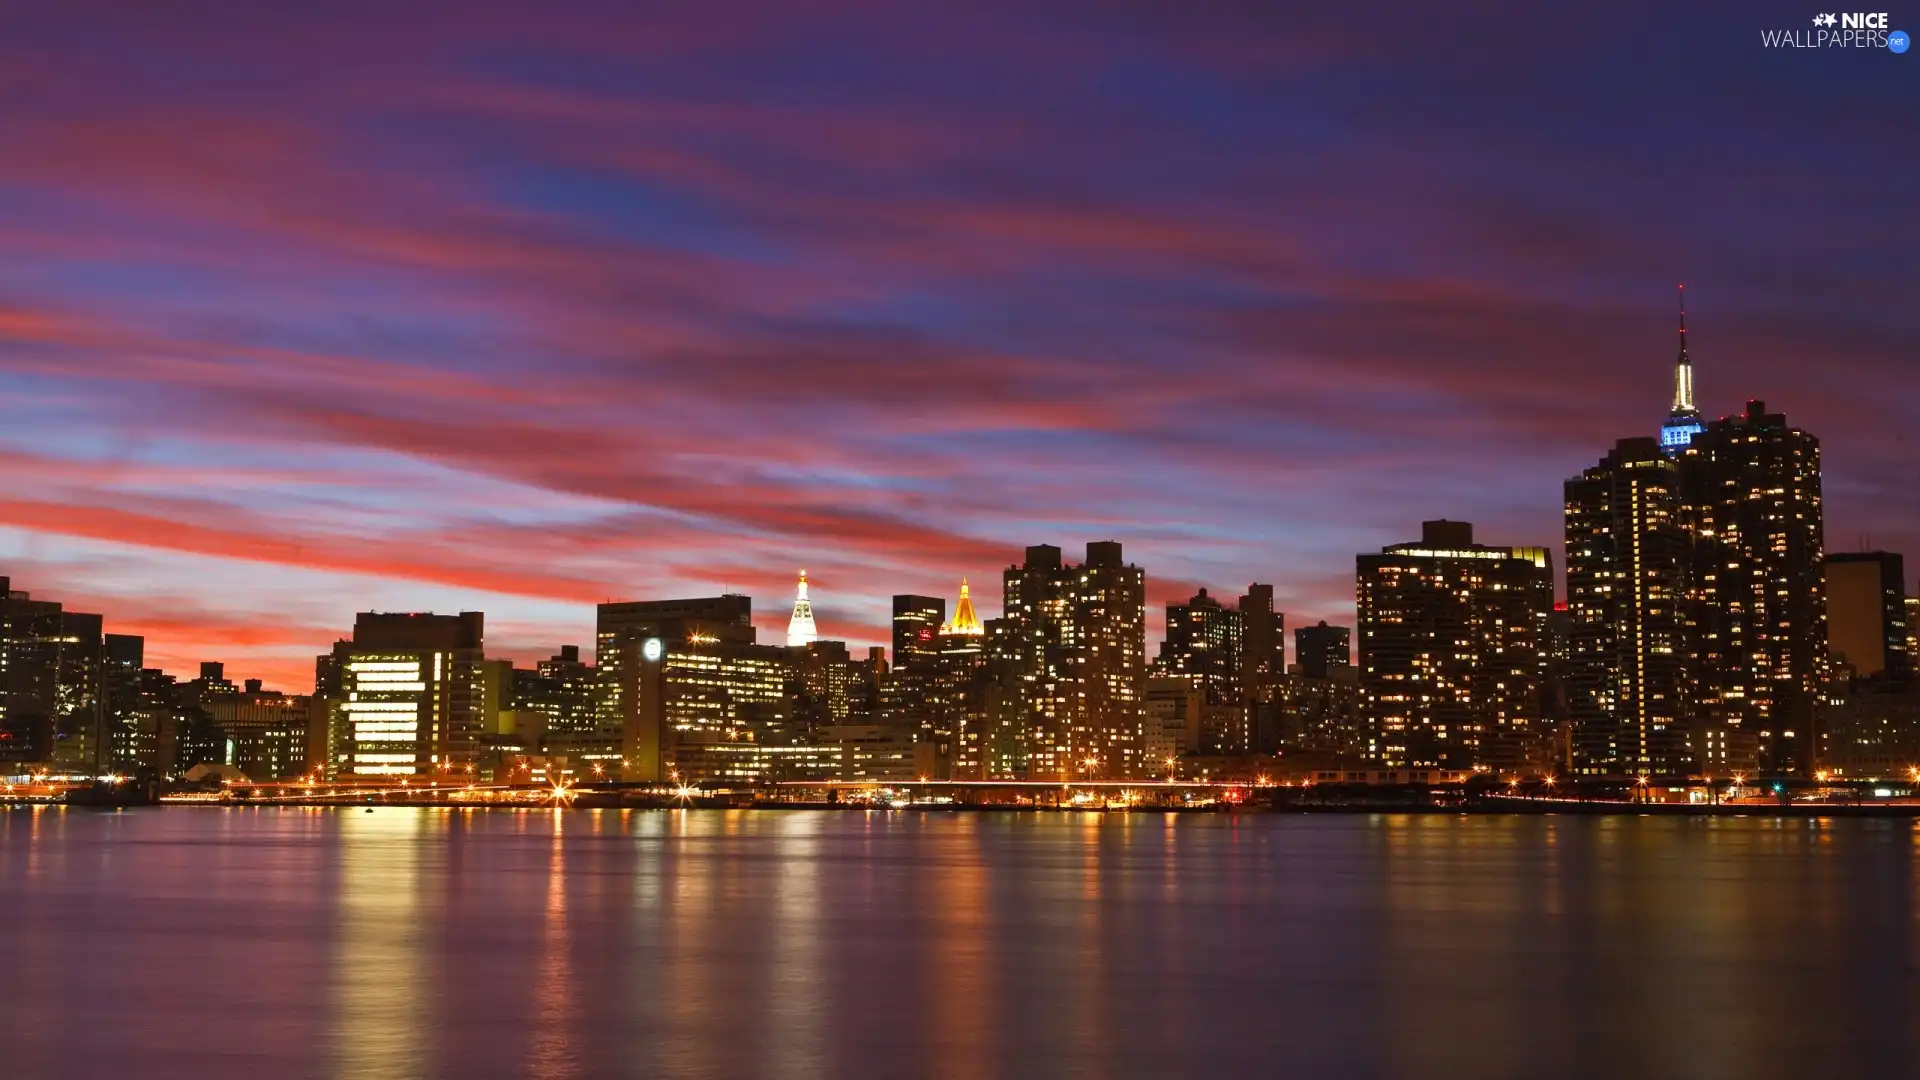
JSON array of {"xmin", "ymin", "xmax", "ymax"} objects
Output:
[
  {"xmin": 998, "ymin": 542, "xmax": 1146, "ymax": 780},
  {"xmin": 1153, "ymin": 588, "xmax": 1244, "ymax": 703},
  {"xmin": 1677, "ymin": 400, "xmax": 1826, "ymax": 775},
  {"xmin": 1564, "ymin": 437, "xmax": 1691, "ymax": 777},
  {"xmin": 1356, "ymin": 521, "xmax": 1553, "ymax": 770}
]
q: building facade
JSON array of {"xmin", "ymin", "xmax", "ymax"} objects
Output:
[
  {"xmin": 999, "ymin": 542, "xmax": 1147, "ymax": 779},
  {"xmin": 1356, "ymin": 521, "xmax": 1553, "ymax": 770},
  {"xmin": 1678, "ymin": 400, "xmax": 1826, "ymax": 775},
  {"xmin": 331, "ymin": 611, "xmax": 486, "ymax": 779},
  {"xmin": 1564, "ymin": 437, "xmax": 1691, "ymax": 777},
  {"xmin": 1153, "ymin": 588, "xmax": 1244, "ymax": 703},
  {"xmin": 1825, "ymin": 552, "xmax": 1908, "ymax": 681}
]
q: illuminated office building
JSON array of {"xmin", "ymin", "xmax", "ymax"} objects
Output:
[
  {"xmin": 599, "ymin": 593, "xmax": 818, "ymax": 783},
  {"xmin": 885, "ymin": 592, "xmax": 945, "ymax": 767},
  {"xmin": 908, "ymin": 579, "xmax": 994, "ymax": 779},
  {"xmin": 332, "ymin": 611, "xmax": 485, "ymax": 779},
  {"xmin": 1153, "ymin": 588, "xmax": 1244, "ymax": 703},
  {"xmin": 1909, "ymin": 597, "xmax": 1919, "ymax": 667},
  {"xmin": 102, "ymin": 633, "xmax": 145, "ymax": 770},
  {"xmin": 631, "ymin": 636, "xmax": 797, "ymax": 783},
  {"xmin": 203, "ymin": 692, "xmax": 325, "ymax": 780},
  {"xmin": 891, "ymin": 594, "xmax": 946, "ymax": 673},
  {"xmin": 523, "ymin": 645, "xmax": 607, "ymax": 764},
  {"xmin": 999, "ymin": 542, "xmax": 1146, "ymax": 780},
  {"xmin": 1356, "ymin": 521, "xmax": 1553, "ymax": 770},
  {"xmin": 1678, "ymin": 400, "xmax": 1826, "ymax": 775},
  {"xmin": 597, "ymin": 594, "xmax": 753, "ymax": 781},
  {"xmin": 50, "ymin": 611, "xmax": 105, "ymax": 771},
  {"xmin": 1564, "ymin": 437, "xmax": 1691, "ymax": 777},
  {"xmin": 0, "ymin": 578, "xmax": 92, "ymax": 769},
  {"xmin": 1825, "ymin": 552, "xmax": 1908, "ymax": 681},
  {"xmin": 795, "ymin": 639, "xmax": 881, "ymax": 730}
]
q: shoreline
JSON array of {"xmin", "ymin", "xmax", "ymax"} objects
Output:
[{"xmin": 13, "ymin": 798, "xmax": 1920, "ymax": 819}]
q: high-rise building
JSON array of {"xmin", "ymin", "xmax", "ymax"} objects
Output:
[
  {"xmin": 1564, "ymin": 437, "xmax": 1691, "ymax": 777},
  {"xmin": 786, "ymin": 570, "xmax": 819, "ymax": 648},
  {"xmin": 795, "ymin": 639, "xmax": 880, "ymax": 731},
  {"xmin": 1237, "ymin": 584, "xmax": 1284, "ymax": 692},
  {"xmin": 1153, "ymin": 588, "xmax": 1244, "ymax": 702},
  {"xmin": 1356, "ymin": 521, "xmax": 1554, "ymax": 770},
  {"xmin": 1293, "ymin": 621, "xmax": 1352, "ymax": 680},
  {"xmin": 891, "ymin": 594, "xmax": 946, "ymax": 673},
  {"xmin": 51, "ymin": 611, "xmax": 105, "ymax": 771},
  {"xmin": 597, "ymin": 594, "xmax": 753, "ymax": 781},
  {"xmin": 913, "ymin": 580, "xmax": 992, "ymax": 779},
  {"xmin": 1825, "ymin": 552, "xmax": 1908, "ymax": 681},
  {"xmin": 629, "ymin": 636, "xmax": 797, "ymax": 782},
  {"xmin": 522, "ymin": 645, "xmax": 604, "ymax": 764},
  {"xmin": 102, "ymin": 633, "xmax": 144, "ymax": 770},
  {"xmin": 1678, "ymin": 400, "xmax": 1826, "ymax": 775},
  {"xmin": 0, "ymin": 578, "xmax": 80, "ymax": 768},
  {"xmin": 331, "ymin": 611, "xmax": 486, "ymax": 779},
  {"xmin": 999, "ymin": 541, "xmax": 1146, "ymax": 779},
  {"xmin": 1660, "ymin": 286, "xmax": 1706, "ymax": 454},
  {"xmin": 1909, "ymin": 596, "xmax": 1920, "ymax": 669}
]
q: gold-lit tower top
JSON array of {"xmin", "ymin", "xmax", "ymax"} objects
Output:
[{"xmin": 943, "ymin": 577, "xmax": 984, "ymax": 636}]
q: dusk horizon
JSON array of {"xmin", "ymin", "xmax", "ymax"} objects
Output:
[{"xmin": 3, "ymin": 3, "xmax": 1915, "ymax": 690}]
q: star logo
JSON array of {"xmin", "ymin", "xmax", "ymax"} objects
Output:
[{"xmin": 1813, "ymin": 13, "xmax": 1837, "ymax": 27}]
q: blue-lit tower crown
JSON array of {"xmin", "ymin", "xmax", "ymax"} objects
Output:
[{"xmin": 1659, "ymin": 285, "xmax": 1704, "ymax": 453}]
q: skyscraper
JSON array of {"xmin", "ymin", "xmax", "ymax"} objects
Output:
[
  {"xmin": 786, "ymin": 569, "xmax": 819, "ymax": 648},
  {"xmin": 999, "ymin": 542, "xmax": 1146, "ymax": 779},
  {"xmin": 890, "ymin": 594, "xmax": 945, "ymax": 674},
  {"xmin": 1564, "ymin": 437, "xmax": 1691, "ymax": 776},
  {"xmin": 1237, "ymin": 583, "xmax": 1284, "ymax": 692},
  {"xmin": 1153, "ymin": 588, "xmax": 1244, "ymax": 702},
  {"xmin": 1293, "ymin": 621, "xmax": 1352, "ymax": 680},
  {"xmin": 0, "ymin": 578, "xmax": 76, "ymax": 767},
  {"xmin": 1909, "ymin": 596, "xmax": 1920, "ymax": 669},
  {"xmin": 1825, "ymin": 552, "xmax": 1908, "ymax": 681},
  {"xmin": 102, "ymin": 633, "xmax": 145, "ymax": 770},
  {"xmin": 1356, "ymin": 521, "xmax": 1554, "ymax": 770},
  {"xmin": 1678, "ymin": 400, "xmax": 1826, "ymax": 775},
  {"xmin": 332, "ymin": 611, "xmax": 486, "ymax": 778},
  {"xmin": 1660, "ymin": 286, "xmax": 1706, "ymax": 453},
  {"xmin": 595, "ymin": 594, "xmax": 754, "ymax": 782}
]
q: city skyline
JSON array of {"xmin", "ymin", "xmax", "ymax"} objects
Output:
[
  {"xmin": 0, "ymin": 354, "xmax": 1909, "ymax": 698},
  {"xmin": 2, "ymin": 4, "xmax": 1916, "ymax": 692}
]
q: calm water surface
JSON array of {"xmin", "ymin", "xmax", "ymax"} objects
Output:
[{"xmin": 2, "ymin": 807, "xmax": 1917, "ymax": 1079}]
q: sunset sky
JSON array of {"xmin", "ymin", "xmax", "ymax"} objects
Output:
[{"xmin": 2, "ymin": 2, "xmax": 1915, "ymax": 690}]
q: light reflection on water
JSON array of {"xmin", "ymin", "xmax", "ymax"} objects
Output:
[{"xmin": 1, "ymin": 808, "xmax": 1917, "ymax": 1080}]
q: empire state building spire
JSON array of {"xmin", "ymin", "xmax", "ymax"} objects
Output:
[
  {"xmin": 786, "ymin": 569, "xmax": 818, "ymax": 647},
  {"xmin": 1660, "ymin": 284, "xmax": 1705, "ymax": 453}
]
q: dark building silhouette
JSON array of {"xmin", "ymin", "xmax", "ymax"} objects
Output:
[
  {"xmin": 1293, "ymin": 621, "xmax": 1352, "ymax": 681},
  {"xmin": 1825, "ymin": 552, "xmax": 1908, "ymax": 681},
  {"xmin": 1237, "ymin": 583, "xmax": 1284, "ymax": 691}
]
